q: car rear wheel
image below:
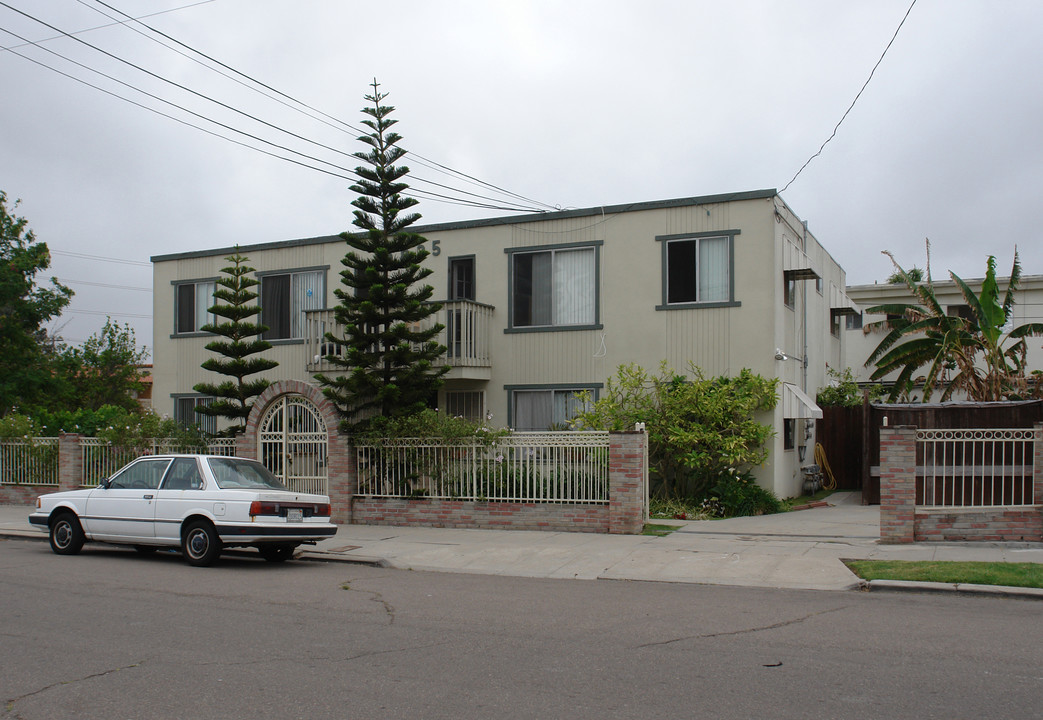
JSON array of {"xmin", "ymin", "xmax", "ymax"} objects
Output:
[
  {"xmin": 49, "ymin": 513, "xmax": 85, "ymax": 555},
  {"xmin": 258, "ymin": 543, "xmax": 297, "ymax": 563},
  {"xmin": 182, "ymin": 520, "xmax": 222, "ymax": 567}
]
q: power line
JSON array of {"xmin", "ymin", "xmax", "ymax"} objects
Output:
[
  {"xmin": 78, "ymin": 0, "xmax": 559, "ymax": 213},
  {"xmin": 0, "ymin": 0, "xmax": 214, "ymax": 52},
  {"xmin": 780, "ymin": 0, "xmax": 918, "ymax": 193},
  {"xmin": 52, "ymin": 250, "xmax": 150, "ymax": 266},
  {"xmin": 64, "ymin": 308, "xmax": 152, "ymax": 319},
  {"xmin": 58, "ymin": 277, "xmax": 151, "ymax": 291},
  {"xmin": 1, "ymin": 7, "xmax": 547, "ymax": 214},
  {"xmin": 1, "ymin": 33, "xmax": 369, "ymax": 190}
]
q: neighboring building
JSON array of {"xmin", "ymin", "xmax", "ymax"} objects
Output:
[
  {"xmin": 844, "ymin": 273, "xmax": 1043, "ymax": 397},
  {"xmin": 151, "ymin": 189, "xmax": 856, "ymax": 498}
]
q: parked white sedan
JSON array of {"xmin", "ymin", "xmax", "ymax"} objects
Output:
[{"xmin": 29, "ymin": 454, "xmax": 337, "ymax": 566}]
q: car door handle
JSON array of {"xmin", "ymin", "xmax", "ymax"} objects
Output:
[{"xmin": 144, "ymin": 494, "xmax": 154, "ymax": 500}]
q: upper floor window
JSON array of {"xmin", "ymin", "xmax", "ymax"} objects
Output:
[
  {"xmin": 507, "ymin": 243, "xmax": 600, "ymax": 331},
  {"xmin": 657, "ymin": 231, "xmax": 738, "ymax": 309},
  {"xmin": 174, "ymin": 279, "xmax": 216, "ymax": 334},
  {"xmin": 449, "ymin": 256, "xmax": 475, "ymax": 301},
  {"xmin": 259, "ymin": 268, "xmax": 325, "ymax": 340}
]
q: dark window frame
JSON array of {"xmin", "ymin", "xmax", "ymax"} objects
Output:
[
  {"xmin": 256, "ymin": 266, "xmax": 328, "ymax": 342},
  {"xmin": 171, "ymin": 277, "xmax": 217, "ymax": 336},
  {"xmin": 504, "ymin": 241, "xmax": 603, "ymax": 333},
  {"xmin": 505, "ymin": 383, "xmax": 603, "ymax": 431},
  {"xmin": 656, "ymin": 230, "xmax": 741, "ymax": 310}
]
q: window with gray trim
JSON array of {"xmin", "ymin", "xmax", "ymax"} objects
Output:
[
  {"xmin": 174, "ymin": 279, "xmax": 216, "ymax": 334},
  {"xmin": 174, "ymin": 395, "xmax": 216, "ymax": 436},
  {"xmin": 510, "ymin": 387, "xmax": 595, "ymax": 430},
  {"xmin": 509, "ymin": 245, "xmax": 597, "ymax": 329},
  {"xmin": 260, "ymin": 269, "xmax": 325, "ymax": 340},
  {"xmin": 660, "ymin": 233, "xmax": 734, "ymax": 306}
]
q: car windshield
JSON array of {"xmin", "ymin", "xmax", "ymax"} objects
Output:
[{"xmin": 206, "ymin": 458, "xmax": 288, "ymax": 491}]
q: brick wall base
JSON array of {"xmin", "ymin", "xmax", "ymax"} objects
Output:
[
  {"xmin": 915, "ymin": 507, "xmax": 1042, "ymax": 542},
  {"xmin": 351, "ymin": 498, "xmax": 610, "ymax": 532},
  {"xmin": 0, "ymin": 485, "xmax": 48, "ymax": 505}
]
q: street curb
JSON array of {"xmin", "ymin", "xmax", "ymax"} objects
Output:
[
  {"xmin": 300, "ymin": 551, "xmax": 391, "ymax": 568},
  {"xmin": 0, "ymin": 529, "xmax": 392, "ymax": 568},
  {"xmin": 866, "ymin": 578, "xmax": 1043, "ymax": 600}
]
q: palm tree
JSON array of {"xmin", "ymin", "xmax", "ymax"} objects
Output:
[{"xmin": 865, "ymin": 251, "xmax": 1043, "ymax": 402}]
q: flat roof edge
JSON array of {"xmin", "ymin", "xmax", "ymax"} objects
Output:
[{"xmin": 151, "ymin": 188, "xmax": 778, "ymax": 263}]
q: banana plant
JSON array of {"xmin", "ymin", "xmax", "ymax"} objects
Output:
[{"xmin": 865, "ymin": 251, "xmax": 1043, "ymax": 402}]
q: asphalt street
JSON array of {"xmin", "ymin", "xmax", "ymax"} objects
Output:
[{"xmin": 1, "ymin": 537, "xmax": 1040, "ymax": 720}]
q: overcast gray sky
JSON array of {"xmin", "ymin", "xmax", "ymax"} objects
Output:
[{"xmin": 2, "ymin": 0, "xmax": 1041, "ymax": 356}]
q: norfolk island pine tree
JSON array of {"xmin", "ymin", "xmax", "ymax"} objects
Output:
[
  {"xmin": 194, "ymin": 249, "xmax": 278, "ymax": 435},
  {"xmin": 317, "ymin": 81, "xmax": 448, "ymax": 430}
]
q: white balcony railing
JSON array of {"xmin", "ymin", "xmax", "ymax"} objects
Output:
[{"xmin": 305, "ymin": 300, "xmax": 494, "ymax": 373}]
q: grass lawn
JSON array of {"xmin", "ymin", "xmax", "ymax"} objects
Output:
[
  {"xmin": 642, "ymin": 523, "xmax": 679, "ymax": 537},
  {"xmin": 781, "ymin": 488, "xmax": 835, "ymax": 511},
  {"xmin": 844, "ymin": 560, "xmax": 1043, "ymax": 589}
]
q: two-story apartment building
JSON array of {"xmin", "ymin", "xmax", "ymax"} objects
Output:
[{"xmin": 152, "ymin": 189, "xmax": 856, "ymax": 498}]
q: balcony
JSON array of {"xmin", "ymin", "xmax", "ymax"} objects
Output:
[{"xmin": 305, "ymin": 300, "xmax": 494, "ymax": 379}]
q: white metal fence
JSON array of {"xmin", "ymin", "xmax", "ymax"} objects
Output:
[
  {"xmin": 80, "ymin": 437, "xmax": 238, "ymax": 487},
  {"xmin": 355, "ymin": 432, "xmax": 610, "ymax": 503},
  {"xmin": 915, "ymin": 428, "xmax": 1038, "ymax": 508},
  {"xmin": 0, "ymin": 438, "xmax": 60, "ymax": 486}
]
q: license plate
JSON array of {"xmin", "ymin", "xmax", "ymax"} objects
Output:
[{"xmin": 286, "ymin": 508, "xmax": 303, "ymax": 523}]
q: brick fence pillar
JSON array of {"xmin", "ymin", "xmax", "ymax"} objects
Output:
[
  {"xmin": 608, "ymin": 431, "xmax": 647, "ymax": 534},
  {"xmin": 326, "ymin": 431, "xmax": 355, "ymax": 524},
  {"xmin": 57, "ymin": 433, "xmax": 82, "ymax": 491},
  {"xmin": 879, "ymin": 425, "xmax": 916, "ymax": 543}
]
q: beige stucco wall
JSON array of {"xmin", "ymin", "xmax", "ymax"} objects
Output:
[{"xmin": 152, "ymin": 191, "xmax": 849, "ymax": 498}]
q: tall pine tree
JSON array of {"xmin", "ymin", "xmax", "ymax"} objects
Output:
[
  {"xmin": 317, "ymin": 81, "xmax": 447, "ymax": 428},
  {"xmin": 194, "ymin": 249, "xmax": 278, "ymax": 434}
]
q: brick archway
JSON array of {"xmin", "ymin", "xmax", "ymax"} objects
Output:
[{"xmin": 236, "ymin": 381, "xmax": 354, "ymax": 521}]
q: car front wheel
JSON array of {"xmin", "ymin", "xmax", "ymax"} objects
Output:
[
  {"xmin": 50, "ymin": 513, "xmax": 85, "ymax": 555},
  {"xmin": 182, "ymin": 520, "xmax": 222, "ymax": 567}
]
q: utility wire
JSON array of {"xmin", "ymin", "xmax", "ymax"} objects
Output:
[
  {"xmin": 51, "ymin": 250, "xmax": 151, "ymax": 266},
  {"xmin": 3, "ymin": 2, "xmax": 554, "ymax": 213},
  {"xmin": 0, "ymin": 0, "xmax": 214, "ymax": 52},
  {"xmin": 1, "ymin": 19, "xmax": 541, "ymax": 214},
  {"xmin": 58, "ymin": 278, "xmax": 151, "ymax": 291},
  {"xmin": 80, "ymin": 0, "xmax": 559, "ymax": 212},
  {"xmin": 780, "ymin": 0, "xmax": 918, "ymax": 193}
]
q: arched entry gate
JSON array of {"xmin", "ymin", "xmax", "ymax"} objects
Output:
[{"xmin": 258, "ymin": 394, "xmax": 329, "ymax": 494}]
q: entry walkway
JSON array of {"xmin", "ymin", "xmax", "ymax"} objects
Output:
[{"xmin": 4, "ymin": 492, "xmax": 1041, "ymax": 592}]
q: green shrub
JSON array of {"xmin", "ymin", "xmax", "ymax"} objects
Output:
[
  {"xmin": 702, "ymin": 469, "xmax": 781, "ymax": 518},
  {"xmin": 572, "ymin": 362, "xmax": 777, "ymax": 505}
]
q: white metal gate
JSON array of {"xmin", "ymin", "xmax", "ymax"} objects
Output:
[{"xmin": 258, "ymin": 395, "xmax": 329, "ymax": 495}]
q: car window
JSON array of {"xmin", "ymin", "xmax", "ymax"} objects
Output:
[
  {"xmin": 162, "ymin": 458, "xmax": 206, "ymax": 491},
  {"xmin": 207, "ymin": 458, "xmax": 288, "ymax": 490},
  {"xmin": 109, "ymin": 458, "xmax": 173, "ymax": 490}
]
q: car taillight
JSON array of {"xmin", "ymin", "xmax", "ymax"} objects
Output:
[
  {"xmin": 249, "ymin": 501, "xmax": 331, "ymax": 518},
  {"xmin": 250, "ymin": 501, "xmax": 280, "ymax": 517}
]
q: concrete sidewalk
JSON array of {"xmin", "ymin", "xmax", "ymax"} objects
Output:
[{"xmin": 4, "ymin": 492, "xmax": 1042, "ymax": 595}]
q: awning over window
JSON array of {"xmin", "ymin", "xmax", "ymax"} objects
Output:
[
  {"xmin": 782, "ymin": 382, "xmax": 823, "ymax": 419},
  {"xmin": 829, "ymin": 282, "xmax": 860, "ymax": 315},
  {"xmin": 782, "ymin": 238, "xmax": 820, "ymax": 280}
]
